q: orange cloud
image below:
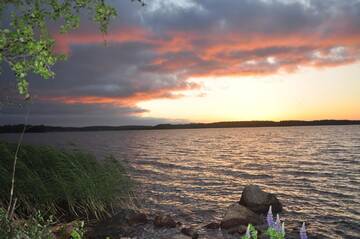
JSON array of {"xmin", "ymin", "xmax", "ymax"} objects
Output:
[
  {"xmin": 147, "ymin": 31, "xmax": 360, "ymax": 77},
  {"xmin": 52, "ymin": 23, "xmax": 360, "ymax": 106},
  {"xmin": 42, "ymin": 83, "xmax": 200, "ymax": 107}
]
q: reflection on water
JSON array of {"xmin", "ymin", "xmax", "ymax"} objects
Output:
[{"xmin": 1, "ymin": 126, "xmax": 360, "ymax": 238}]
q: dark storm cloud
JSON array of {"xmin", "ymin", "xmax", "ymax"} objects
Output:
[
  {"xmin": 143, "ymin": 0, "xmax": 360, "ymax": 35},
  {"xmin": 0, "ymin": 41, "xmax": 194, "ymax": 125}
]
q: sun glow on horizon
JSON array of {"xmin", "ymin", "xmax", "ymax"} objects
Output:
[{"xmin": 137, "ymin": 63, "xmax": 360, "ymax": 122}]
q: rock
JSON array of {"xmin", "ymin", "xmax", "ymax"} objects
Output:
[
  {"xmin": 255, "ymin": 224, "xmax": 269, "ymax": 235},
  {"xmin": 127, "ymin": 212, "xmax": 148, "ymax": 225},
  {"xmin": 220, "ymin": 203, "xmax": 263, "ymax": 229},
  {"xmin": 154, "ymin": 214, "xmax": 177, "ymax": 228},
  {"xmin": 51, "ymin": 223, "xmax": 74, "ymax": 239},
  {"xmin": 238, "ymin": 225, "xmax": 247, "ymax": 234},
  {"xmin": 204, "ymin": 222, "xmax": 220, "ymax": 229},
  {"xmin": 227, "ymin": 225, "xmax": 248, "ymax": 235},
  {"xmin": 227, "ymin": 226, "xmax": 239, "ymax": 235},
  {"xmin": 169, "ymin": 235, "xmax": 192, "ymax": 239},
  {"xmin": 239, "ymin": 185, "xmax": 282, "ymax": 214},
  {"xmin": 85, "ymin": 209, "xmax": 136, "ymax": 238},
  {"xmin": 181, "ymin": 227, "xmax": 199, "ymax": 239},
  {"xmin": 260, "ymin": 234, "xmax": 270, "ymax": 239}
]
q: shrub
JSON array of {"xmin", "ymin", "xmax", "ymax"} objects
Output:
[
  {"xmin": 0, "ymin": 208, "xmax": 54, "ymax": 239},
  {"xmin": 0, "ymin": 141, "xmax": 134, "ymax": 219},
  {"xmin": 0, "ymin": 208, "xmax": 86, "ymax": 239}
]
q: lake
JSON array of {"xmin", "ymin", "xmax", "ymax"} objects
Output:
[{"xmin": 1, "ymin": 125, "xmax": 359, "ymax": 238}]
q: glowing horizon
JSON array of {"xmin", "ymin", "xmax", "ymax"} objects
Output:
[{"xmin": 138, "ymin": 63, "xmax": 360, "ymax": 123}]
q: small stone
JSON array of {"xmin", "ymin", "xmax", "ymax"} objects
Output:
[
  {"xmin": 154, "ymin": 214, "xmax": 177, "ymax": 228},
  {"xmin": 238, "ymin": 225, "xmax": 247, "ymax": 234},
  {"xmin": 255, "ymin": 224, "xmax": 269, "ymax": 235},
  {"xmin": 169, "ymin": 235, "xmax": 192, "ymax": 239},
  {"xmin": 52, "ymin": 223, "xmax": 74, "ymax": 239},
  {"xmin": 127, "ymin": 212, "xmax": 148, "ymax": 225},
  {"xmin": 228, "ymin": 227, "xmax": 239, "ymax": 235},
  {"xmin": 227, "ymin": 225, "xmax": 247, "ymax": 235},
  {"xmin": 260, "ymin": 234, "xmax": 270, "ymax": 239},
  {"xmin": 204, "ymin": 222, "xmax": 220, "ymax": 229},
  {"xmin": 181, "ymin": 227, "xmax": 199, "ymax": 239}
]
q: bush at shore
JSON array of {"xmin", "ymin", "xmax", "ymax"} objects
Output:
[{"xmin": 0, "ymin": 141, "xmax": 133, "ymax": 219}]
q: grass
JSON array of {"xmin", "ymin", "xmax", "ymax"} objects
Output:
[{"xmin": 0, "ymin": 141, "xmax": 134, "ymax": 220}]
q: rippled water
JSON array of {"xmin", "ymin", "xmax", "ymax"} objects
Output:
[{"xmin": 1, "ymin": 126, "xmax": 360, "ymax": 238}]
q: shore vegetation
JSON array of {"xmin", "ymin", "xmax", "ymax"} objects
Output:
[{"xmin": 0, "ymin": 141, "xmax": 133, "ymax": 238}]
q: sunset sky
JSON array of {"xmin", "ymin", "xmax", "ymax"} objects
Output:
[{"xmin": 1, "ymin": 0, "xmax": 360, "ymax": 126}]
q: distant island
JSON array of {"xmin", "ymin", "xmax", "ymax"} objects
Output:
[{"xmin": 1, "ymin": 120, "xmax": 360, "ymax": 133}]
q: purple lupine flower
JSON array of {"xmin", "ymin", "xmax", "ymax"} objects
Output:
[
  {"xmin": 300, "ymin": 222, "xmax": 308, "ymax": 239},
  {"xmin": 245, "ymin": 224, "xmax": 251, "ymax": 238},
  {"xmin": 266, "ymin": 205, "xmax": 274, "ymax": 228},
  {"xmin": 274, "ymin": 214, "xmax": 282, "ymax": 233}
]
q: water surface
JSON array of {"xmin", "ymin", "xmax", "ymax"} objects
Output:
[{"xmin": 1, "ymin": 126, "xmax": 359, "ymax": 238}]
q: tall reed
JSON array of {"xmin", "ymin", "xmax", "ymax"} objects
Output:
[{"xmin": 0, "ymin": 141, "xmax": 133, "ymax": 220}]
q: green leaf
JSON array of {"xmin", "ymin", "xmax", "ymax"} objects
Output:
[{"xmin": 70, "ymin": 230, "xmax": 82, "ymax": 239}]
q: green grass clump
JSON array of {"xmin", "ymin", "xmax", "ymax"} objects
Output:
[
  {"xmin": 0, "ymin": 141, "xmax": 133, "ymax": 219},
  {"xmin": 0, "ymin": 207, "xmax": 86, "ymax": 239}
]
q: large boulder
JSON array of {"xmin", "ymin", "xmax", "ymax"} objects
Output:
[
  {"xmin": 220, "ymin": 203, "xmax": 263, "ymax": 229},
  {"xmin": 239, "ymin": 185, "xmax": 282, "ymax": 214}
]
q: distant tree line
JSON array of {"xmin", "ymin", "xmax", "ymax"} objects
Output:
[{"xmin": 1, "ymin": 120, "xmax": 360, "ymax": 133}]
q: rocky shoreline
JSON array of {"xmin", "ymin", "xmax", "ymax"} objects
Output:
[{"xmin": 85, "ymin": 185, "xmax": 306, "ymax": 239}]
